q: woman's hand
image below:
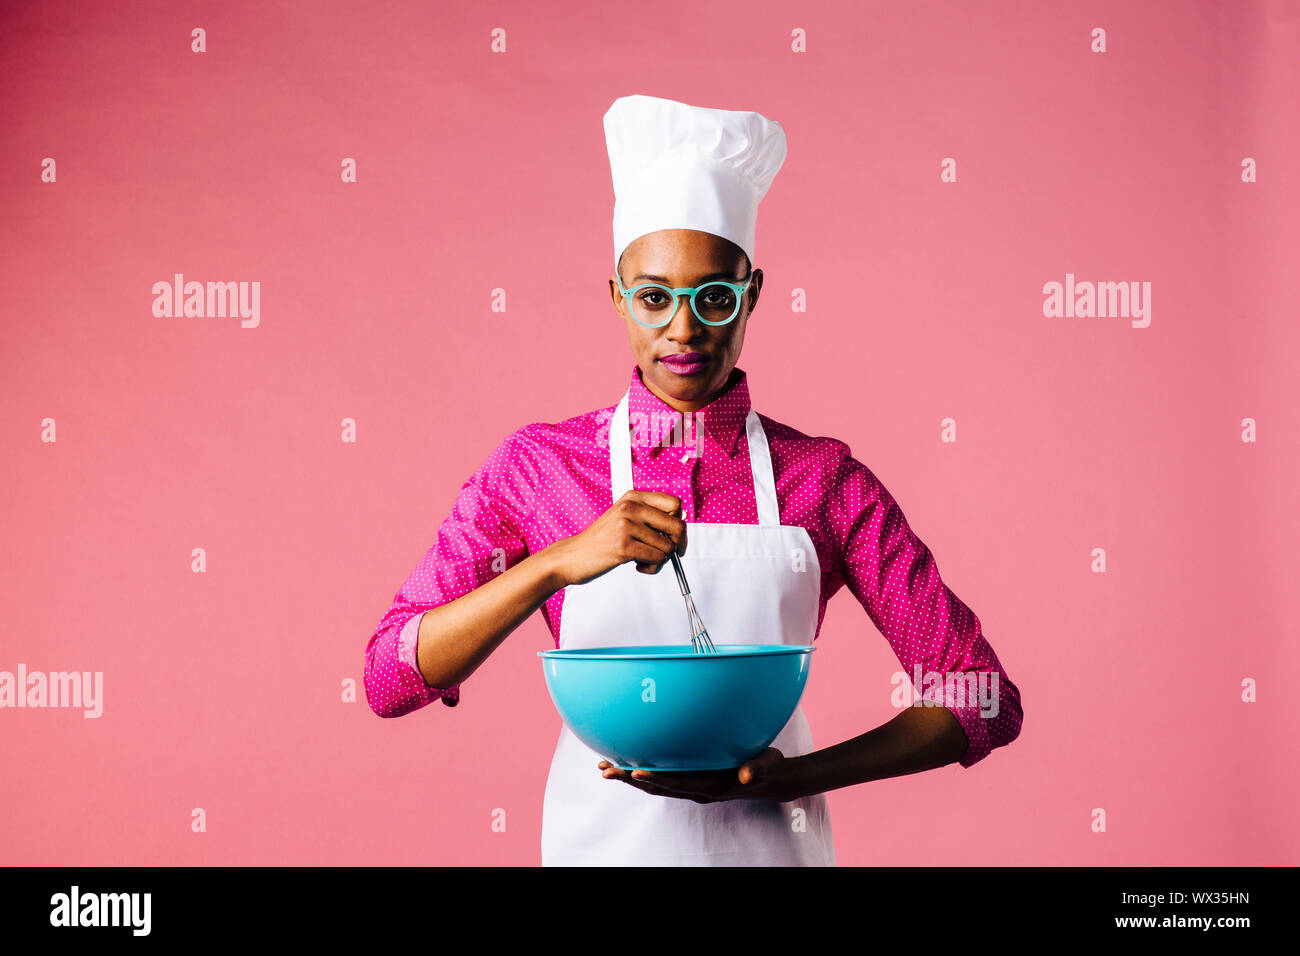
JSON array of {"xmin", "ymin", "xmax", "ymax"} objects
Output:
[
  {"xmin": 597, "ymin": 748, "xmax": 809, "ymax": 804},
  {"xmin": 545, "ymin": 490, "xmax": 687, "ymax": 587}
]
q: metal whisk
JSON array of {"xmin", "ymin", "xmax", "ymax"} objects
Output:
[{"xmin": 668, "ymin": 551, "xmax": 717, "ymax": 654}]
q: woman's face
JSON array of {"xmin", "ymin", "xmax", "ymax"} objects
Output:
[{"xmin": 609, "ymin": 229, "xmax": 762, "ymax": 413}]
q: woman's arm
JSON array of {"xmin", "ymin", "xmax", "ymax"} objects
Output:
[
  {"xmin": 412, "ymin": 547, "xmax": 566, "ymax": 689},
  {"xmin": 783, "ymin": 705, "xmax": 971, "ymax": 798},
  {"xmin": 600, "ymin": 700, "xmax": 971, "ymax": 803},
  {"xmin": 364, "ymin": 432, "xmax": 534, "ymax": 718},
  {"xmin": 414, "ymin": 488, "xmax": 690, "ymax": 690},
  {"xmin": 826, "ymin": 446, "xmax": 1024, "ymax": 769},
  {"xmin": 365, "ymin": 423, "xmax": 688, "ymax": 717}
]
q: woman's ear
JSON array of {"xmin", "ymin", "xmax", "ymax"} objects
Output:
[
  {"xmin": 747, "ymin": 268, "xmax": 762, "ymax": 311},
  {"xmin": 609, "ymin": 275, "xmax": 624, "ymax": 314}
]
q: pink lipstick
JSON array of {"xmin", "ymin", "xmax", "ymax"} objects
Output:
[{"xmin": 660, "ymin": 352, "xmax": 710, "ymax": 376}]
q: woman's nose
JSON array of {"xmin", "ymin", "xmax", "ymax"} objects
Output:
[{"xmin": 664, "ymin": 294, "xmax": 703, "ymax": 339}]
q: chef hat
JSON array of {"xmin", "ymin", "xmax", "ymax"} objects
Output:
[{"xmin": 604, "ymin": 94, "xmax": 788, "ymax": 275}]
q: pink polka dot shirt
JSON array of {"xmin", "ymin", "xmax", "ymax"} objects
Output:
[{"xmin": 363, "ymin": 364, "xmax": 1023, "ymax": 768}]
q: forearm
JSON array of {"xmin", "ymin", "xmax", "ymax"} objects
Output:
[
  {"xmin": 787, "ymin": 704, "xmax": 971, "ymax": 797},
  {"xmin": 415, "ymin": 546, "xmax": 566, "ymax": 688}
]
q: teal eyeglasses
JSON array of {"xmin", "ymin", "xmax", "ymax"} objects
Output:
[{"xmin": 616, "ymin": 271, "xmax": 754, "ymax": 328}]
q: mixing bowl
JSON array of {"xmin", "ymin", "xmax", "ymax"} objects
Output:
[{"xmin": 537, "ymin": 644, "xmax": 815, "ymax": 771}]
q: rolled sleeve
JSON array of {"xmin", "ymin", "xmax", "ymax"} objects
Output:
[
  {"xmin": 827, "ymin": 446, "xmax": 1024, "ymax": 769},
  {"xmin": 948, "ymin": 704, "xmax": 992, "ymax": 769},
  {"xmin": 396, "ymin": 612, "xmax": 460, "ymax": 707}
]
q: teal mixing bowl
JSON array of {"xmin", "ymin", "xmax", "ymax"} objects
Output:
[{"xmin": 537, "ymin": 644, "xmax": 815, "ymax": 771}]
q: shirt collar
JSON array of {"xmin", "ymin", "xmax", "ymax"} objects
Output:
[{"xmin": 625, "ymin": 363, "xmax": 752, "ymax": 458}]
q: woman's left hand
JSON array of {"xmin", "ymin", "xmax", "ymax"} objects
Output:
[{"xmin": 598, "ymin": 748, "xmax": 807, "ymax": 803}]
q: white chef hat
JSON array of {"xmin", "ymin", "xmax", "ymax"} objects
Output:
[{"xmin": 604, "ymin": 94, "xmax": 788, "ymax": 275}]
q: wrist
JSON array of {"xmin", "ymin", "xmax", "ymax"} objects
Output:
[
  {"xmin": 775, "ymin": 750, "xmax": 822, "ymax": 802},
  {"xmin": 537, "ymin": 541, "xmax": 572, "ymax": 592}
]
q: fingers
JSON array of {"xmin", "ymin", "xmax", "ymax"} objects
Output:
[
  {"xmin": 609, "ymin": 492, "xmax": 688, "ymax": 574},
  {"xmin": 621, "ymin": 501, "xmax": 687, "ymax": 554},
  {"xmin": 598, "ymin": 762, "xmax": 712, "ymax": 802},
  {"xmin": 599, "ymin": 760, "xmax": 669, "ymax": 792},
  {"xmin": 625, "ymin": 490, "xmax": 683, "ymax": 517},
  {"xmin": 634, "ymin": 502, "xmax": 688, "ymax": 554},
  {"xmin": 620, "ymin": 537, "xmax": 672, "ymax": 570},
  {"xmin": 615, "ymin": 492, "xmax": 688, "ymax": 548}
]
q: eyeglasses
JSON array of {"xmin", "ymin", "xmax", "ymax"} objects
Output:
[{"xmin": 616, "ymin": 271, "xmax": 753, "ymax": 328}]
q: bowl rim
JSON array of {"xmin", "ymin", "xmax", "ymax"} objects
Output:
[{"xmin": 537, "ymin": 643, "xmax": 816, "ymax": 661}]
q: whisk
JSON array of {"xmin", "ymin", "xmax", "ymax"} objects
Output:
[{"xmin": 668, "ymin": 551, "xmax": 717, "ymax": 654}]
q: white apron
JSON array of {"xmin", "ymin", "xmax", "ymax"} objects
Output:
[{"xmin": 540, "ymin": 389, "xmax": 836, "ymax": 866}]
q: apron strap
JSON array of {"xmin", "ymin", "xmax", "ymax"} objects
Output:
[
  {"xmin": 610, "ymin": 391, "xmax": 635, "ymax": 501},
  {"xmin": 744, "ymin": 408, "xmax": 780, "ymax": 527},
  {"xmin": 608, "ymin": 389, "xmax": 780, "ymax": 527}
]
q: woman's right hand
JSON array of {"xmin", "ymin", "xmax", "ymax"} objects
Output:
[{"xmin": 545, "ymin": 490, "xmax": 687, "ymax": 587}]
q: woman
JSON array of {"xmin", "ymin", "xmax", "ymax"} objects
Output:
[{"xmin": 364, "ymin": 95, "xmax": 1024, "ymax": 866}]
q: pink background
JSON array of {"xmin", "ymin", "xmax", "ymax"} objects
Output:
[{"xmin": 2, "ymin": 0, "xmax": 1297, "ymax": 866}]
